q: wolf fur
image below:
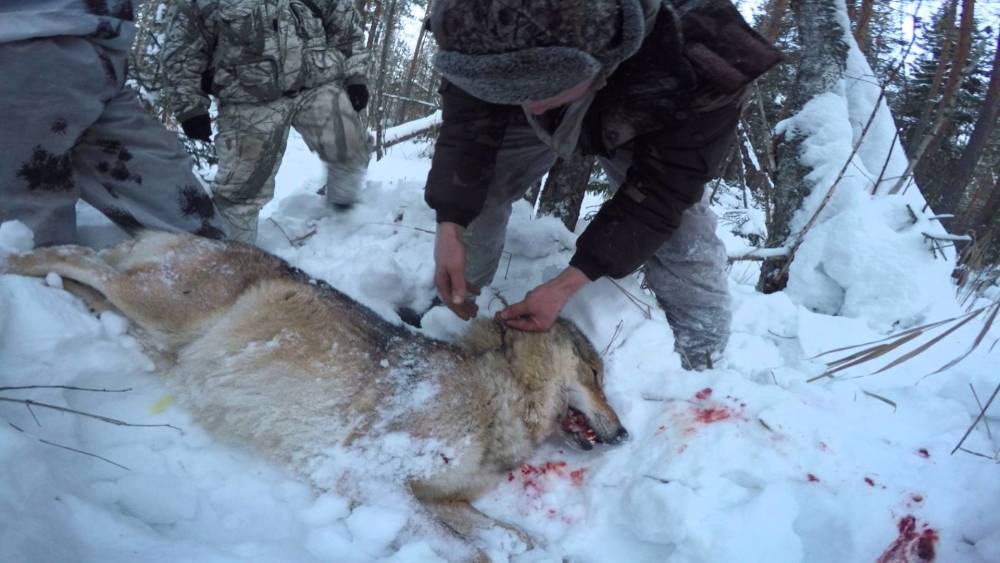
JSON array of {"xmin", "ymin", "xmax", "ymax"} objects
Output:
[{"xmin": 4, "ymin": 231, "xmax": 627, "ymax": 561}]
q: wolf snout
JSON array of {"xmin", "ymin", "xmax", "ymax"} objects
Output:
[{"xmin": 607, "ymin": 426, "xmax": 629, "ymax": 445}]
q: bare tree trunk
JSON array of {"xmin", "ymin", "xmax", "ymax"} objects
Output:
[
  {"xmin": 905, "ymin": 0, "xmax": 958, "ymax": 150},
  {"xmin": 372, "ymin": 0, "xmax": 399, "ymax": 159},
  {"xmin": 523, "ymin": 179, "xmax": 542, "ymax": 208},
  {"xmin": 891, "ymin": 0, "xmax": 975, "ymax": 195},
  {"xmin": 394, "ymin": 0, "xmax": 433, "ymax": 124},
  {"xmin": 537, "ymin": 154, "xmax": 596, "ymax": 232},
  {"xmin": 938, "ymin": 28, "xmax": 1000, "ymax": 215},
  {"xmin": 757, "ymin": 0, "xmax": 849, "ymax": 293},
  {"xmin": 852, "ymin": 0, "xmax": 875, "ymax": 52},
  {"xmin": 968, "ymin": 176, "xmax": 1000, "ymax": 236},
  {"xmin": 357, "ymin": 0, "xmax": 370, "ymax": 33},
  {"xmin": 366, "ymin": 0, "xmax": 384, "ymax": 52},
  {"xmin": 761, "ymin": 0, "xmax": 791, "ymax": 43}
]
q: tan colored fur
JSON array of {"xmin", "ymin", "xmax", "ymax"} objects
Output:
[{"xmin": 5, "ymin": 232, "xmax": 626, "ymax": 561}]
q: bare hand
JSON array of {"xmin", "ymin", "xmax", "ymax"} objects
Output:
[
  {"xmin": 434, "ymin": 222, "xmax": 478, "ymax": 320},
  {"xmin": 495, "ymin": 267, "xmax": 590, "ymax": 332}
]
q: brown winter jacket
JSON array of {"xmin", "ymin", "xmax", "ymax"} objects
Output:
[{"xmin": 425, "ymin": 0, "xmax": 781, "ymax": 281}]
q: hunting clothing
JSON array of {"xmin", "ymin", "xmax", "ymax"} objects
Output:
[
  {"xmin": 425, "ymin": 0, "xmax": 782, "ymax": 369},
  {"xmin": 160, "ymin": 0, "xmax": 371, "ymax": 243},
  {"xmin": 0, "ymin": 0, "xmax": 228, "ymax": 246}
]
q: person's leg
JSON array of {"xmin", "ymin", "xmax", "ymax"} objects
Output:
[
  {"xmin": 212, "ymin": 99, "xmax": 294, "ymax": 243},
  {"xmin": 290, "ymin": 82, "xmax": 371, "ymax": 208},
  {"xmin": 74, "ymin": 47, "xmax": 227, "ymax": 240},
  {"xmin": 462, "ymin": 116, "xmax": 557, "ymax": 289},
  {"xmin": 599, "ymin": 140, "xmax": 731, "ymax": 370},
  {"xmin": 644, "ymin": 203, "xmax": 731, "ymax": 369},
  {"xmin": 0, "ymin": 38, "xmax": 108, "ymax": 245}
]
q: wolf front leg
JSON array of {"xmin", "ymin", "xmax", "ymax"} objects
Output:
[{"xmin": 421, "ymin": 497, "xmax": 537, "ymax": 560}]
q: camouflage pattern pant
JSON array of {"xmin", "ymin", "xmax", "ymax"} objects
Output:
[
  {"xmin": 463, "ymin": 117, "xmax": 731, "ymax": 370},
  {"xmin": 0, "ymin": 37, "xmax": 226, "ymax": 246},
  {"xmin": 213, "ymin": 81, "xmax": 371, "ymax": 243}
]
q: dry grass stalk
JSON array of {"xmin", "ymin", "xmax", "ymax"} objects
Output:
[
  {"xmin": 608, "ymin": 278, "xmax": 653, "ymax": 319},
  {"xmin": 952, "ymin": 381, "xmax": 1000, "ymax": 455},
  {"xmin": 601, "ymin": 320, "xmax": 625, "ymax": 357},
  {"xmin": 808, "ymin": 300, "xmax": 999, "ymax": 382},
  {"xmin": 861, "ymin": 390, "xmax": 897, "ymax": 411}
]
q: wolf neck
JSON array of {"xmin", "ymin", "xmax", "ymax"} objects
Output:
[{"xmin": 471, "ymin": 351, "xmax": 562, "ymax": 471}]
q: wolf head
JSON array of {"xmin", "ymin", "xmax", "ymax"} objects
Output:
[
  {"xmin": 544, "ymin": 320, "xmax": 629, "ymax": 450},
  {"xmin": 465, "ymin": 319, "xmax": 629, "ymax": 450}
]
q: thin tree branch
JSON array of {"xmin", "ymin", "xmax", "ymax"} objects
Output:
[
  {"xmin": 0, "ymin": 397, "xmax": 182, "ymax": 433},
  {"xmin": 0, "ymin": 385, "xmax": 132, "ymax": 393}
]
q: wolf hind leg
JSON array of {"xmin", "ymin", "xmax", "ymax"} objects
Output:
[{"xmin": 4, "ymin": 245, "xmax": 116, "ymax": 294}]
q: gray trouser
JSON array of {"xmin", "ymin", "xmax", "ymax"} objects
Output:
[
  {"xmin": 463, "ymin": 120, "xmax": 731, "ymax": 368},
  {"xmin": 0, "ymin": 37, "xmax": 227, "ymax": 246},
  {"xmin": 213, "ymin": 81, "xmax": 371, "ymax": 243}
]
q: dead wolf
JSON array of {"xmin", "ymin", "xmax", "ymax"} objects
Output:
[{"xmin": 5, "ymin": 231, "xmax": 628, "ymax": 561}]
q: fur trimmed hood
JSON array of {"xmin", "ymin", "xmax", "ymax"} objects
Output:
[{"xmin": 430, "ymin": 0, "xmax": 653, "ymax": 105}]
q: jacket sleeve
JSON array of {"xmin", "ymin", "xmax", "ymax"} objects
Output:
[
  {"xmin": 424, "ymin": 81, "xmax": 511, "ymax": 226},
  {"xmin": 322, "ymin": 0, "xmax": 368, "ymax": 86},
  {"xmin": 569, "ymin": 101, "xmax": 741, "ymax": 280},
  {"xmin": 159, "ymin": 1, "xmax": 213, "ymax": 122}
]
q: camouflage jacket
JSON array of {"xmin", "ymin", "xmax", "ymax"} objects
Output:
[
  {"xmin": 161, "ymin": 0, "xmax": 367, "ymax": 121},
  {"xmin": 0, "ymin": 0, "xmax": 136, "ymax": 50},
  {"xmin": 425, "ymin": 0, "xmax": 782, "ymax": 280}
]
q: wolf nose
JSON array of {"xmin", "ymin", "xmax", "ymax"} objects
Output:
[{"xmin": 609, "ymin": 427, "xmax": 629, "ymax": 445}]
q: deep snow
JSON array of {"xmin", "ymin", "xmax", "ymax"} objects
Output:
[{"xmin": 1, "ymin": 129, "xmax": 998, "ymax": 561}]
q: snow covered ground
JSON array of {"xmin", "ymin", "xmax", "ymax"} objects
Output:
[{"xmin": 1, "ymin": 129, "xmax": 998, "ymax": 563}]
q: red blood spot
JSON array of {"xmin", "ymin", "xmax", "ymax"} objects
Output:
[
  {"xmin": 917, "ymin": 449, "xmax": 930, "ymax": 459},
  {"xmin": 695, "ymin": 387, "xmax": 713, "ymax": 401},
  {"xmin": 655, "ymin": 425, "xmax": 667, "ymax": 435},
  {"xmin": 911, "ymin": 494, "xmax": 923, "ymax": 503},
  {"xmin": 865, "ymin": 477, "xmax": 876, "ymax": 487},
  {"xmin": 818, "ymin": 441, "xmax": 829, "ymax": 452},
  {"xmin": 440, "ymin": 453, "xmax": 450, "ymax": 465},
  {"xmin": 694, "ymin": 407, "xmax": 732, "ymax": 424},
  {"xmin": 507, "ymin": 472, "xmax": 514, "ymax": 482},
  {"xmin": 876, "ymin": 515, "xmax": 939, "ymax": 562},
  {"xmin": 917, "ymin": 529, "xmax": 938, "ymax": 560},
  {"xmin": 807, "ymin": 473, "xmax": 820, "ymax": 482},
  {"xmin": 512, "ymin": 461, "xmax": 582, "ymax": 496}
]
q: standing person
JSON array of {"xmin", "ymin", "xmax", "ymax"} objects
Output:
[
  {"xmin": 0, "ymin": 0, "xmax": 227, "ymax": 246},
  {"xmin": 160, "ymin": 0, "xmax": 372, "ymax": 244},
  {"xmin": 425, "ymin": 0, "xmax": 782, "ymax": 369}
]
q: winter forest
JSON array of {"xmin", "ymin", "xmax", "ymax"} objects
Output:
[{"xmin": 1, "ymin": 0, "xmax": 1000, "ymax": 562}]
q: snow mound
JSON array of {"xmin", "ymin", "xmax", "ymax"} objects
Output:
[{"xmin": 787, "ymin": 197, "xmax": 955, "ymax": 330}]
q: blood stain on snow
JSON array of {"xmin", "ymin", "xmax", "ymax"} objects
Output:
[
  {"xmin": 865, "ymin": 477, "xmax": 876, "ymax": 487},
  {"xmin": 694, "ymin": 407, "xmax": 734, "ymax": 424},
  {"xmin": 911, "ymin": 494, "xmax": 924, "ymax": 503},
  {"xmin": 817, "ymin": 441, "xmax": 829, "ymax": 452},
  {"xmin": 695, "ymin": 387, "xmax": 713, "ymax": 401},
  {"xmin": 875, "ymin": 515, "xmax": 939, "ymax": 563},
  {"xmin": 807, "ymin": 473, "xmax": 820, "ymax": 483},
  {"xmin": 512, "ymin": 461, "xmax": 586, "ymax": 496},
  {"xmin": 917, "ymin": 448, "xmax": 930, "ymax": 459}
]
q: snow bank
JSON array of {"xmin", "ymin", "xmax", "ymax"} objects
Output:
[{"xmin": 776, "ymin": 3, "xmax": 957, "ymax": 330}]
